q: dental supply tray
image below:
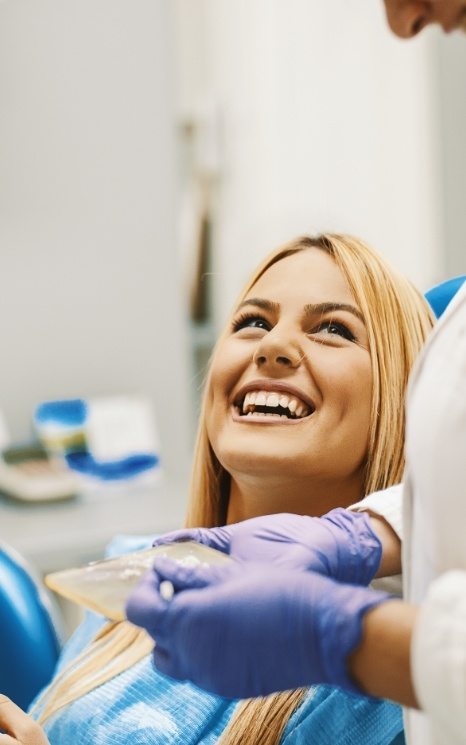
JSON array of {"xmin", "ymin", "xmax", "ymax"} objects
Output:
[{"xmin": 45, "ymin": 541, "xmax": 231, "ymax": 621}]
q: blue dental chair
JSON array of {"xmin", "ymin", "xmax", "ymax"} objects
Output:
[
  {"xmin": 425, "ymin": 275, "xmax": 465, "ymax": 318},
  {"xmin": 0, "ymin": 542, "xmax": 62, "ymax": 709}
]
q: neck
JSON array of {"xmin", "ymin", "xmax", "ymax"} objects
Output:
[{"xmin": 226, "ymin": 470, "xmax": 365, "ymax": 523}]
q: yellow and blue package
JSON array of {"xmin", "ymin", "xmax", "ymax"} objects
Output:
[{"xmin": 34, "ymin": 396, "xmax": 160, "ymax": 482}]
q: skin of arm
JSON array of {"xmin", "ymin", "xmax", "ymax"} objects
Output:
[
  {"xmin": 348, "ymin": 600, "xmax": 419, "ymax": 709},
  {"xmin": 0, "ymin": 695, "xmax": 50, "ymax": 745},
  {"xmin": 348, "ymin": 511, "xmax": 415, "ymax": 707}
]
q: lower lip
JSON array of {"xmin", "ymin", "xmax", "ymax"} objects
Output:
[{"xmin": 230, "ymin": 407, "xmax": 314, "ymax": 425}]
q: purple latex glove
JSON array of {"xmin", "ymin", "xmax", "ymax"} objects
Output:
[
  {"xmin": 126, "ymin": 557, "xmax": 391, "ymax": 699},
  {"xmin": 152, "ymin": 509, "xmax": 382, "ymax": 586}
]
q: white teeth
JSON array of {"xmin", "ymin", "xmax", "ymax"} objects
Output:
[
  {"xmin": 255, "ymin": 392, "xmax": 267, "ymax": 407},
  {"xmin": 287, "ymin": 399, "xmax": 297, "ymax": 413},
  {"xmin": 242, "ymin": 392, "xmax": 256, "ymax": 413},
  {"xmin": 239, "ymin": 389, "xmax": 313, "ymax": 418}
]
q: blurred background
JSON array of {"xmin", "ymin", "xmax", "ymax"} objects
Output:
[{"xmin": 0, "ymin": 0, "xmax": 465, "ymax": 622}]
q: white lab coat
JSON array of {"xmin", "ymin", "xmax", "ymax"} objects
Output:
[{"xmin": 355, "ymin": 282, "xmax": 466, "ymax": 745}]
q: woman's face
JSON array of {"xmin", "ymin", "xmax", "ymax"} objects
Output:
[{"xmin": 206, "ymin": 248, "xmax": 373, "ymax": 497}]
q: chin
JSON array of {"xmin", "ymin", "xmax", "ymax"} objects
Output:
[{"xmin": 218, "ymin": 446, "xmax": 309, "ymax": 479}]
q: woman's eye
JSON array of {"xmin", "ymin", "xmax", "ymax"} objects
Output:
[
  {"xmin": 312, "ymin": 321, "xmax": 355, "ymax": 342},
  {"xmin": 232, "ymin": 314, "xmax": 271, "ymax": 333}
]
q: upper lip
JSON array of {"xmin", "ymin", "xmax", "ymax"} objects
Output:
[
  {"xmin": 445, "ymin": 6, "xmax": 466, "ymax": 31},
  {"xmin": 232, "ymin": 379, "xmax": 316, "ymax": 412},
  {"xmin": 456, "ymin": 7, "xmax": 466, "ymax": 30}
]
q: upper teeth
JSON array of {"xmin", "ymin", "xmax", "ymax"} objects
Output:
[{"xmin": 240, "ymin": 390, "xmax": 311, "ymax": 418}]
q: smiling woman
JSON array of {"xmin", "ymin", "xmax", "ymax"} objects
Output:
[
  {"xmin": 206, "ymin": 246, "xmax": 373, "ymax": 522},
  {"xmin": 26, "ymin": 234, "xmax": 433, "ymax": 745},
  {"xmin": 188, "ymin": 234, "xmax": 432, "ymax": 530}
]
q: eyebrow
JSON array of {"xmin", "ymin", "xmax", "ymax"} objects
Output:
[{"xmin": 236, "ymin": 297, "xmax": 364, "ymax": 323}]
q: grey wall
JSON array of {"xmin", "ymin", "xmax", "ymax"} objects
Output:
[
  {"xmin": 438, "ymin": 33, "xmax": 466, "ymax": 277},
  {"xmin": 0, "ymin": 1, "xmax": 191, "ymax": 478}
]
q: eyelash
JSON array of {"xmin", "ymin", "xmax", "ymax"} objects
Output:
[
  {"xmin": 232, "ymin": 313, "xmax": 356, "ymax": 342},
  {"xmin": 232, "ymin": 313, "xmax": 271, "ymax": 332},
  {"xmin": 316, "ymin": 321, "xmax": 356, "ymax": 342}
]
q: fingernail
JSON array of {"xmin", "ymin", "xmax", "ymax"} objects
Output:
[{"xmin": 160, "ymin": 580, "xmax": 175, "ymax": 601}]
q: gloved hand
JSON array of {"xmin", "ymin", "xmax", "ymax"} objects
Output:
[
  {"xmin": 152, "ymin": 509, "xmax": 382, "ymax": 586},
  {"xmin": 126, "ymin": 557, "xmax": 391, "ymax": 699}
]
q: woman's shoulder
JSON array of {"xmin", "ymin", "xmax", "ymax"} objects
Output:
[
  {"xmin": 281, "ymin": 686, "xmax": 404, "ymax": 745},
  {"xmin": 44, "ymin": 655, "xmax": 237, "ymax": 745}
]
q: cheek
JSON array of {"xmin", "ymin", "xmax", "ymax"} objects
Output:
[
  {"xmin": 326, "ymin": 354, "xmax": 373, "ymax": 425},
  {"xmin": 205, "ymin": 341, "xmax": 249, "ymax": 426},
  {"xmin": 209, "ymin": 340, "xmax": 252, "ymax": 400},
  {"xmin": 346, "ymin": 360, "xmax": 373, "ymax": 441},
  {"xmin": 207, "ymin": 346, "xmax": 234, "ymax": 402}
]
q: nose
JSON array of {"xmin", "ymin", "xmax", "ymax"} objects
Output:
[
  {"xmin": 384, "ymin": 1, "xmax": 430, "ymax": 38},
  {"xmin": 253, "ymin": 330, "xmax": 302, "ymax": 372},
  {"xmin": 384, "ymin": 1, "xmax": 461, "ymax": 38}
]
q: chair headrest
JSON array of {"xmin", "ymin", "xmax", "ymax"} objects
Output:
[{"xmin": 425, "ymin": 275, "xmax": 466, "ymax": 319}]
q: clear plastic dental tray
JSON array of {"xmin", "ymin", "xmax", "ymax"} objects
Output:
[{"xmin": 45, "ymin": 541, "xmax": 231, "ymax": 621}]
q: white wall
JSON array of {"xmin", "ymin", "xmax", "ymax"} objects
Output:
[
  {"xmin": 0, "ymin": 1, "xmax": 191, "ymax": 477},
  {"xmin": 174, "ymin": 0, "xmax": 444, "ymax": 327},
  {"xmin": 0, "ymin": 1, "xmax": 454, "ymax": 479},
  {"xmin": 438, "ymin": 33, "xmax": 466, "ymax": 277}
]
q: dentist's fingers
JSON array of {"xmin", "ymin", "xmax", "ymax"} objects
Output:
[
  {"xmin": 0, "ymin": 695, "xmax": 50, "ymax": 745},
  {"xmin": 152, "ymin": 645, "xmax": 174, "ymax": 678},
  {"xmin": 152, "ymin": 526, "xmax": 233, "ymax": 554},
  {"xmin": 125, "ymin": 568, "xmax": 168, "ymax": 633},
  {"xmin": 153, "ymin": 557, "xmax": 241, "ymax": 592},
  {"xmin": 126, "ymin": 558, "xmax": 244, "ymax": 646},
  {"xmin": 126, "ymin": 559, "xmax": 232, "ymax": 633}
]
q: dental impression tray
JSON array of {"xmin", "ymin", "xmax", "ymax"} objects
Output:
[{"xmin": 45, "ymin": 541, "xmax": 231, "ymax": 621}]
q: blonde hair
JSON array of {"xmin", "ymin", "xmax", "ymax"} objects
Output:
[{"xmin": 35, "ymin": 234, "xmax": 433, "ymax": 741}]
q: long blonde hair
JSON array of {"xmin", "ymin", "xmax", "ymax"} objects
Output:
[{"xmin": 35, "ymin": 234, "xmax": 434, "ymax": 742}]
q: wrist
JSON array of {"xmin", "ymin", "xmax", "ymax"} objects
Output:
[
  {"xmin": 300, "ymin": 573, "xmax": 391, "ymax": 693},
  {"xmin": 348, "ymin": 599, "xmax": 418, "ymax": 706}
]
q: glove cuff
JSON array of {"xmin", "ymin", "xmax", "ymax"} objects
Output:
[
  {"xmin": 324, "ymin": 509, "xmax": 383, "ymax": 585},
  {"xmin": 315, "ymin": 579, "xmax": 391, "ymax": 693}
]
